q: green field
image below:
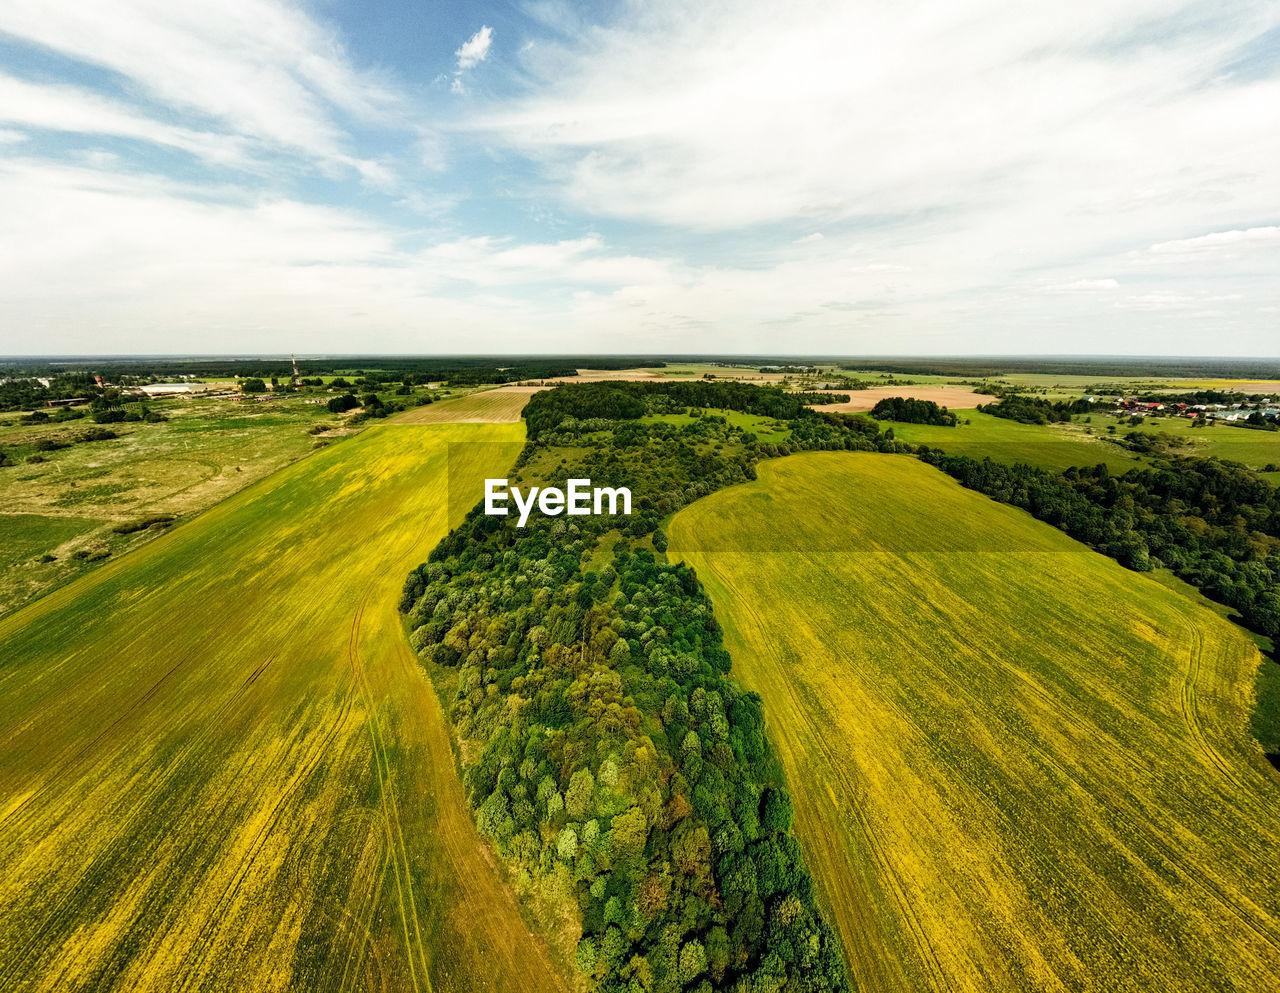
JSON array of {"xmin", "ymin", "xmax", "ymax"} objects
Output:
[
  {"xmin": 0, "ymin": 393, "xmax": 341, "ymax": 616},
  {"xmin": 1095, "ymin": 414, "xmax": 1280, "ymax": 480},
  {"xmin": 640, "ymin": 409, "xmax": 795, "ymax": 442},
  {"xmin": 669, "ymin": 453, "xmax": 1280, "ymax": 993},
  {"xmin": 884, "ymin": 409, "xmax": 1143, "ymax": 472},
  {"xmin": 0, "ymin": 422, "xmax": 570, "ymax": 993}
]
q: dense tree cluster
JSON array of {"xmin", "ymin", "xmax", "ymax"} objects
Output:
[
  {"xmin": 919, "ymin": 451, "xmax": 1280, "ymax": 637},
  {"xmin": 1111, "ymin": 431, "xmax": 1190, "ymax": 455},
  {"xmin": 403, "ymin": 382, "xmax": 856, "ymax": 993},
  {"xmin": 0, "ymin": 373, "xmax": 101, "ymax": 413},
  {"xmin": 976, "ymin": 395, "xmax": 1092, "ymax": 424},
  {"xmin": 524, "ymin": 381, "xmax": 849, "ymax": 440},
  {"xmin": 868, "ymin": 397, "xmax": 957, "ymax": 426}
]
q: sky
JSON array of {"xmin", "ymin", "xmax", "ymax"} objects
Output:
[{"xmin": 0, "ymin": 0, "xmax": 1277, "ymax": 357}]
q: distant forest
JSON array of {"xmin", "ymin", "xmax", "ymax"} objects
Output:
[
  {"xmin": 840, "ymin": 356, "xmax": 1280, "ymax": 378},
  {"xmin": 0, "ymin": 357, "xmax": 667, "ymax": 411},
  {"xmin": 1, "ymin": 356, "xmax": 661, "ymax": 384}
]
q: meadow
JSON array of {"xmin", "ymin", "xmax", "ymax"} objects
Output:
[
  {"xmin": 0, "ymin": 421, "xmax": 570, "ymax": 993},
  {"xmin": 1095, "ymin": 413, "xmax": 1280, "ymax": 481},
  {"xmin": 0, "ymin": 393, "xmax": 336, "ymax": 616},
  {"xmin": 869, "ymin": 408, "xmax": 1144, "ymax": 472},
  {"xmin": 669, "ymin": 453, "xmax": 1280, "ymax": 993}
]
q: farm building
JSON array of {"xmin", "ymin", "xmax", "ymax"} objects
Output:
[{"xmin": 137, "ymin": 383, "xmax": 195, "ymax": 397}]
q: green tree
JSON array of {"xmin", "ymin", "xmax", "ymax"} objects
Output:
[
  {"xmin": 678, "ymin": 939, "xmax": 707, "ymax": 984},
  {"xmin": 566, "ymin": 768, "xmax": 595, "ymax": 819}
]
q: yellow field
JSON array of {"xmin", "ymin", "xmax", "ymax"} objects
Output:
[
  {"xmin": 669, "ymin": 453, "xmax": 1280, "ymax": 993},
  {"xmin": 0, "ymin": 422, "xmax": 569, "ymax": 993},
  {"xmin": 394, "ymin": 388, "xmax": 536, "ymax": 424}
]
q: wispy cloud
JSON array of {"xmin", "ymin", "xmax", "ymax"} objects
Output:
[
  {"xmin": 1046, "ymin": 278, "xmax": 1120, "ymax": 293},
  {"xmin": 1148, "ymin": 225, "xmax": 1280, "ymax": 257},
  {"xmin": 0, "ymin": 73, "xmax": 258, "ymax": 168},
  {"xmin": 0, "ymin": 0, "xmax": 398, "ymax": 172}
]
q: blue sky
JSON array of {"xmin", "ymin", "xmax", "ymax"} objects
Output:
[{"xmin": 0, "ymin": 0, "xmax": 1277, "ymax": 356}]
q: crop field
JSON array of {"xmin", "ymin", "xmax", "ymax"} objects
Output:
[
  {"xmin": 394, "ymin": 387, "xmax": 537, "ymax": 424},
  {"xmin": 814, "ymin": 385, "xmax": 998, "ymax": 412},
  {"xmin": 0, "ymin": 421, "xmax": 570, "ymax": 993},
  {"xmin": 0, "ymin": 394, "xmax": 337, "ymax": 616},
  {"xmin": 882, "ymin": 409, "xmax": 1143, "ymax": 472},
  {"xmin": 669, "ymin": 453, "xmax": 1280, "ymax": 993}
]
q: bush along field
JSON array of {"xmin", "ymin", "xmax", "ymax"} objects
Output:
[{"xmin": 400, "ymin": 384, "xmax": 883, "ymax": 993}]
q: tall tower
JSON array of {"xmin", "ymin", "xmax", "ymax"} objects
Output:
[{"xmin": 291, "ymin": 353, "xmax": 301, "ymax": 386}]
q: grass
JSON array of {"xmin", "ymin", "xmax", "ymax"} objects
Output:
[
  {"xmin": 1095, "ymin": 413, "xmax": 1280, "ymax": 480},
  {"xmin": 0, "ymin": 393, "xmax": 341, "ymax": 616},
  {"xmin": 0, "ymin": 421, "xmax": 570, "ymax": 993},
  {"xmin": 640, "ymin": 409, "xmax": 794, "ymax": 441},
  {"xmin": 886, "ymin": 409, "xmax": 1143, "ymax": 472},
  {"xmin": 394, "ymin": 387, "xmax": 535, "ymax": 424},
  {"xmin": 669, "ymin": 452, "xmax": 1280, "ymax": 993},
  {"xmin": 0, "ymin": 513, "xmax": 105, "ymax": 594}
]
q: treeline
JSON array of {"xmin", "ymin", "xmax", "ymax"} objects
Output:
[
  {"xmin": 869, "ymin": 397, "xmax": 956, "ymax": 426},
  {"xmin": 977, "ymin": 395, "xmax": 1092, "ymax": 424},
  {"xmin": 0, "ymin": 357, "xmax": 665, "ymax": 390},
  {"xmin": 523, "ymin": 381, "xmax": 849, "ymax": 440},
  {"xmin": 402, "ymin": 382, "xmax": 875, "ymax": 993},
  {"xmin": 841, "ymin": 357, "xmax": 1280, "ymax": 378},
  {"xmin": 918, "ymin": 451, "xmax": 1280, "ymax": 638}
]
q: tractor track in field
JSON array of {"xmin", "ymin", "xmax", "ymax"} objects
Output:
[
  {"xmin": 1180, "ymin": 622, "xmax": 1246, "ymax": 793},
  {"xmin": 730, "ymin": 572, "xmax": 956, "ymax": 993},
  {"xmin": 0, "ymin": 423, "xmax": 562, "ymax": 993},
  {"xmin": 330, "ymin": 849, "xmax": 393, "ymax": 993},
  {"xmin": 671, "ymin": 453, "xmax": 1280, "ymax": 993},
  {"xmin": 175, "ymin": 662, "xmax": 362, "ymax": 990},
  {"xmin": 348, "ymin": 589, "xmax": 432, "ymax": 993},
  {"xmin": 706, "ymin": 542, "xmax": 1274, "ymax": 992},
  {"xmin": 0, "ymin": 647, "xmax": 294, "ymax": 990}
]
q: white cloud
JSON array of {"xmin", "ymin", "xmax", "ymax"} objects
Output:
[
  {"xmin": 0, "ymin": 73, "xmax": 258, "ymax": 168},
  {"xmin": 463, "ymin": 0, "xmax": 1280, "ymax": 356},
  {"xmin": 852, "ymin": 263, "xmax": 910, "ymax": 274},
  {"xmin": 1046, "ymin": 278, "xmax": 1119, "ymax": 292},
  {"xmin": 1148, "ymin": 225, "xmax": 1280, "ymax": 256},
  {"xmin": 1, "ymin": 0, "xmax": 1277, "ymax": 355},
  {"xmin": 0, "ymin": 0, "xmax": 398, "ymax": 170},
  {"xmin": 456, "ymin": 26, "xmax": 493, "ymax": 70}
]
